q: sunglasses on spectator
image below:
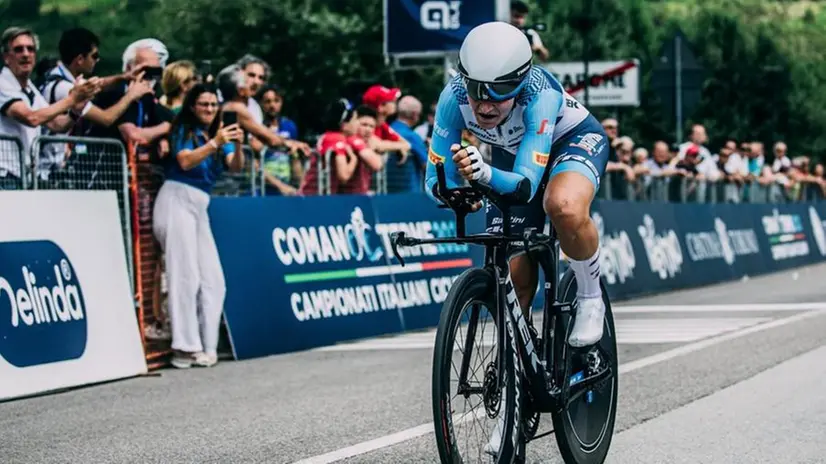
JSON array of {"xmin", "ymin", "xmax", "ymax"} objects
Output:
[
  {"xmin": 12, "ymin": 45, "xmax": 35, "ymax": 54},
  {"xmin": 196, "ymin": 102, "xmax": 219, "ymax": 108}
]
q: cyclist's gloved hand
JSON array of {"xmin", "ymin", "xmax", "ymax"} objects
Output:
[{"xmin": 451, "ymin": 144, "xmax": 492, "ymax": 184}]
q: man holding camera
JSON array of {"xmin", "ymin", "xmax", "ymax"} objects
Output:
[
  {"xmin": 86, "ymin": 39, "xmax": 174, "ymax": 148},
  {"xmin": 511, "ymin": 1, "xmax": 549, "ymax": 61}
]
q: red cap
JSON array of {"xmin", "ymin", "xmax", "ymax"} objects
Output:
[
  {"xmin": 362, "ymin": 85, "xmax": 401, "ymax": 108},
  {"xmin": 685, "ymin": 144, "xmax": 700, "ymax": 157}
]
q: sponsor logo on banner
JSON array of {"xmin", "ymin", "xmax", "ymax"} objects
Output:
[
  {"xmin": 638, "ymin": 214, "xmax": 683, "ymax": 279},
  {"xmin": 420, "ymin": 1, "xmax": 461, "ymax": 31},
  {"xmin": 761, "ymin": 208, "xmax": 809, "ymax": 260},
  {"xmin": 684, "ymin": 218, "xmax": 760, "ymax": 265},
  {"xmin": 593, "ymin": 212, "xmax": 636, "ymax": 285},
  {"xmin": 0, "ymin": 240, "xmax": 87, "ymax": 368},
  {"xmin": 428, "ymin": 147, "xmax": 445, "ymax": 165},
  {"xmin": 808, "ymin": 207, "xmax": 826, "ymax": 256},
  {"xmin": 272, "ymin": 207, "xmax": 385, "ymax": 266},
  {"xmin": 276, "ymin": 208, "xmax": 471, "ymax": 323},
  {"xmin": 533, "ymin": 151, "xmax": 549, "ymax": 167}
]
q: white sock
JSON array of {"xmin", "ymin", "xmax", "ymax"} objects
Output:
[{"xmin": 568, "ymin": 247, "xmax": 602, "ymax": 299}]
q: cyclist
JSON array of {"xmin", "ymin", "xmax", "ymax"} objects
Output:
[{"xmin": 425, "ymin": 21, "xmax": 608, "ymax": 349}]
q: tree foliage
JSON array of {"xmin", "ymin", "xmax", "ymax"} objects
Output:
[{"xmin": 3, "ymin": 0, "xmax": 826, "ymax": 156}]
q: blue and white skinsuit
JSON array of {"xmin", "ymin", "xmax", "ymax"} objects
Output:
[{"xmin": 424, "ymin": 66, "xmax": 610, "ymax": 238}]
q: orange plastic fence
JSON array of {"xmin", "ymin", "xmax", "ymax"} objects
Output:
[{"xmin": 127, "ymin": 142, "xmax": 171, "ymax": 370}]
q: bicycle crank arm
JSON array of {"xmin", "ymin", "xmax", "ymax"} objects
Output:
[{"xmin": 565, "ymin": 366, "xmax": 613, "ymax": 407}]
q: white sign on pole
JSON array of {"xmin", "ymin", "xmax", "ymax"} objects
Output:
[{"xmin": 542, "ymin": 59, "xmax": 640, "ymax": 107}]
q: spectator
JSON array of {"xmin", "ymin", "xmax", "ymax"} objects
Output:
[
  {"xmin": 86, "ymin": 39, "xmax": 174, "ymax": 147},
  {"xmin": 510, "ymin": 1, "xmax": 549, "ymax": 61},
  {"xmin": 258, "ymin": 84, "xmax": 303, "ymax": 195},
  {"xmin": 632, "ymin": 147, "xmax": 650, "ymax": 176},
  {"xmin": 678, "ymin": 124, "xmax": 712, "ymax": 160},
  {"xmin": 217, "ymin": 65, "xmax": 309, "ymax": 156},
  {"xmin": 602, "ymin": 118, "xmax": 618, "ymax": 148},
  {"xmin": 152, "ymin": 83, "xmax": 244, "ymax": 369},
  {"xmin": 606, "ymin": 135, "xmax": 635, "ymax": 182},
  {"xmin": 746, "ymin": 141, "xmax": 773, "ymax": 185},
  {"xmin": 338, "ymin": 105, "xmax": 384, "ymax": 195},
  {"xmin": 361, "ymin": 84, "xmax": 411, "ymax": 159},
  {"xmin": 236, "ymin": 54, "xmax": 268, "ymax": 125},
  {"xmin": 771, "ymin": 141, "xmax": 792, "ymax": 181},
  {"xmin": 160, "ymin": 60, "xmax": 197, "ymax": 114},
  {"xmin": 298, "ymin": 98, "xmax": 360, "ymax": 195},
  {"xmin": 0, "ymin": 26, "xmax": 98, "ymax": 188},
  {"xmin": 715, "ymin": 139, "xmax": 748, "ymax": 179},
  {"xmin": 415, "ymin": 100, "xmax": 436, "ymax": 144},
  {"xmin": 644, "ymin": 141, "xmax": 680, "ymax": 176},
  {"xmin": 388, "ymin": 95, "xmax": 428, "ymax": 193},
  {"xmin": 38, "ymin": 27, "xmax": 153, "ymax": 179},
  {"xmin": 676, "ymin": 143, "xmax": 720, "ymax": 180}
]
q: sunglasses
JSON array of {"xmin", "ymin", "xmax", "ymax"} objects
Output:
[
  {"xmin": 464, "ymin": 77, "xmax": 528, "ymax": 102},
  {"xmin": 12, "ymin": 45, "xmax": 35, "ymax": 54}
]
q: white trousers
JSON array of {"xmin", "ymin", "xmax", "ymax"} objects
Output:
[{"xmin": 153, "ymin": 180, "xmax": 226, "ymax": 355}]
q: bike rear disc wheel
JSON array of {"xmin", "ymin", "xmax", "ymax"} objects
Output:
[
  {"xmin": 432, "ymin": 267, "xmax": 522, "ymax": 464},
  {"xmin": 551, "ymin": 271, "xmax": 619, "ymax": 464}
]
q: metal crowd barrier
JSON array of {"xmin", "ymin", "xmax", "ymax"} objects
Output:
[
  {"xmin": 0, "ymin": 135, "xmax": 26, "ymax": 189},
  {"xmin": 29, "ymin": 135, "xmax": 134, "ymax": 285},
  {"xmin": 597, "ymin": 171, "xmax": 826, "ymax": 204}
]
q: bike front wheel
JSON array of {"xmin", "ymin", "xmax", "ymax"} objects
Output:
[
  {"xmin": 432, "ymin": 267, "xmax": 523, "ymax": 464},
  {"xmin": 551, "ymin": 270, "xmax": 619, "ymax": 464}
]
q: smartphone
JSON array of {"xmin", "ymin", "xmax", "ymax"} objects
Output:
[
  {"xmin": 221, "ymin": 111, "xmax": 238, "ymax": 127},
  {"xmin": 143, "ymin": 66, "xmax": 163, "ymax": 80}
]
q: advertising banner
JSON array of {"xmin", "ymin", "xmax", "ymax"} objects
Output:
[
  {"xmin": 0, "ymin": 191, "xmax": 147, "ymax": 401},
  {"xmin": 211, "ymin": 192, "xmax": 826, "ymax": 360},
  {"xmin": 372, "ymin": 194, "xmax": 480, "ymax": 331},
  {"xmin": 210, "ymin": 194, "xmax": 482, "ymax": 359},
  {"xmin": 384, "ymin": 0, "xmax": 498, "ymax": 56}
]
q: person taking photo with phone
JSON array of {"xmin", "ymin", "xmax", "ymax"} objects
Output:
[
  {"xmin": 216, "ymin": 64, "xmax": 310, "ymax": 157},
  {"xmin": 152, "ymin": 83, "xmax": 244, "ymax": 369}
]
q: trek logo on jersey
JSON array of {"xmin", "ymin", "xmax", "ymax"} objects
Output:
[
  {"xmin": 532, "ymin": 151, "xmax": 549, "ymax": 167},
  {"xmin": 428, "ymin": 147, "xmax": 445, "ymax": 165},
  {"xmin": 569, "ymin": 133, "xmax": 604, "ymax": 157},
  {"xmin": 536, "ymin": 119, "xmax": 553, "ymax": 136},
  {"xmin": 0, "ymin": 240, "xmax": 88, "ymax": 368}
]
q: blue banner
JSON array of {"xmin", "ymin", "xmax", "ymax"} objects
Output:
[
  {"xmin": 210, "ymin": 193, "xmax": 826, "ymax": 360},
  {"xmin": 385, "ymin": 0, "xmax": 498, "ymax": 55},
  {"xmin": 210, "ymin": 194, "xmax": 481, "ymax": 359}
]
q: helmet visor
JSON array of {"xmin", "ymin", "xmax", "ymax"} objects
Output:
[{"xmin": 464, "ymin": 77, "xmax": 527, "ymax": 102}]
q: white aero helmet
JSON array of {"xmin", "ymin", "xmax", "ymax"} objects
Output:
[{"xmin": 457, "ymin": 21, "xmax": 533, "ymax": 101}]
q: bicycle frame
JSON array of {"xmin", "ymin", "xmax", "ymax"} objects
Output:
[
  {"xmin": 390, "ymin": 164, "xmax": 611, "ymax": 415},
  {"xmin": 392, "ymin": 210, "xmax": 611, "ymax": 415}
]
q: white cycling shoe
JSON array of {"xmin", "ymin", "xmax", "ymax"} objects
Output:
[
  {"xmin": 483, "ymin": 411, "xmax": 505, "ymax": 456},
  {"xmin": 568, "ymin": 297, "xmax": 605, "ymax": 348}
]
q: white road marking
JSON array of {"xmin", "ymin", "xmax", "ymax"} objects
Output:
[
  {"xmin": 293, "ymin": 309, "xmax": 825, "ymax": 464},
  {"xmin": 317, "ymin": 317, "xmax": 774, "ymax": 351},
  {"xmin": 613, "ymin": 302, "xmax": 826, "ymax": 313}
]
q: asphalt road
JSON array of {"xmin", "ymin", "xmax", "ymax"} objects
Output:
[{"xmin": 2, "ymin": 263, "xmax": 826, "ymax": 464}]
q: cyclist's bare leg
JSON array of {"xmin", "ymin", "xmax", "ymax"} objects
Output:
[
  {"xmin": 544, "ymin": 172, "xmax": 598, "ymax": 260},
  {"xmin": 544, "ymin": 171, "xmax": 604, "ymax": 346},
  {"xmin": 508, "ymin": 253, "xmax": 538, "ymax": 318}
]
